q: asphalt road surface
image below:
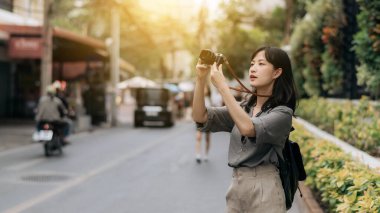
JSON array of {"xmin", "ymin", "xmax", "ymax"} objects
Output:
[{"xmin": 0, "ymin": 120, "xmax": 307, "ymax": 213}]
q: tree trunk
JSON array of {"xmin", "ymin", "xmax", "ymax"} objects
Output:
[{"xmin": 283, "ymin": 0, "xmax": 293, "ymax": 45}]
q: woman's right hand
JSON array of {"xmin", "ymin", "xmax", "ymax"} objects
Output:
[{"xmin": 195, "ymin": 59, "xmax": 211, "ymax": 78}]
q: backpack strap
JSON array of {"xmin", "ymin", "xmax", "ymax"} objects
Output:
[
  {"xmin": 274, "ymin": 126, "xmax": 295, "ymax": 161},
  {"xmin": 298, "ymin": 186, "xmax": 303, "ymax": 197}
]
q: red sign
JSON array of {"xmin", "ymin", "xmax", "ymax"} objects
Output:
[{"xmin": 8, "ymin": 37, "xmax": 42, "ymax": 59}]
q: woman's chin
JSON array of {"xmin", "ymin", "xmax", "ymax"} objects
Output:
[{"xmin": 250, "ymin": 82, "xmax": 258, "ymax": 88}]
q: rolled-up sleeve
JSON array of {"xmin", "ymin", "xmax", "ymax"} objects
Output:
[
  {"xmin": 250, "ymin": 106, "xmax": 293, "ymax": 146},
  {"xmin": 196, "ymin": 106, "xmax": 234, "ymax": 133}
]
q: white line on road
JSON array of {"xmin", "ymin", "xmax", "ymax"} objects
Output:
[{"xmin": 4, "ymin": 124, "xmax": 189, "ymax": 213}]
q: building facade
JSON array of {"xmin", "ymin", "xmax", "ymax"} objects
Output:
[{"xmin": 0, "ymin": 1, "xmax": 134, "ymax": 128}]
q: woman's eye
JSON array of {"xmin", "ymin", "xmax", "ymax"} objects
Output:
[{"xmin": 259, "ymin": 63, "xmax": 264, "ymax": 66}]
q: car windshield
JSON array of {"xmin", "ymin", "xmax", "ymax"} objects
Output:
[{"xmin": 136, "ymin": 88, "xmax": 170, "ymax": 106}]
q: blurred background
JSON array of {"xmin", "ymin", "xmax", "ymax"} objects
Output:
[
  {"xmin": 0, "ymin": 0, "xmax": 379, "ymax": 212},
  {"xmin": 0, "ymin": 0, "xmax": 379, "ymax": 125}
]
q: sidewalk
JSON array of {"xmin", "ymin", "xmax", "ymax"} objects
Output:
[{"xmin": 0, "ymin": 121, "xmax": 35, "ymax": 152}]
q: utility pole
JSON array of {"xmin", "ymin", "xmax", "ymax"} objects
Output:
[
  {"xmin": 110, "ymin": 3, "xmax": 120, "ymax": 126},
  {"xmin": 41, "ymin": 0, "xmax": 53, "ymax": 95}
]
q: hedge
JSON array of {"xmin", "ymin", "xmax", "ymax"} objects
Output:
[
  {"xmin": 297, "ymin": 97, "xmax": 380, "ymax": 156},
  {"xmin": 353, "ymin": 0, "xmax": 380, "ymax": 97},
  {"xmin": 292, "ymin": 122, "xmax": 380, "ymax": 212}
]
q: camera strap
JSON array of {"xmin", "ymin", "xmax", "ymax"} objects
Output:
[{"xmin": 224, "ymin": 61, "xmax": 272, "ymax": 97}]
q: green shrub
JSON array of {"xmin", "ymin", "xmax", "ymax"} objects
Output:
[
  {"xmin": 290, "ymin": 0, "xmax": 346, "ymax": 97},
  {"xmin": 291, "ymin": 123, "xmax": 380, "ymax": 212},
  {"xmin": 353, "ymin": 0, "xmax": 380, "ymax": 97},
  {"xmin": 320, "ymin": 0, "xmax": 345, "ymax": 96},
  {"xmin": 297, "ymin": 97, "xmax": 380, "ymax": 156}
]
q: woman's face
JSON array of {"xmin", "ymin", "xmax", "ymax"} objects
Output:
[{"xmin": 249, "ymin": 50, "xmax": 280, "ymax": 89}]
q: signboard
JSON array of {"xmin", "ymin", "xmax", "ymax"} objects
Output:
[{"xmin": 8, "ymin": 37, "xmax": 42, "ymax": 59}]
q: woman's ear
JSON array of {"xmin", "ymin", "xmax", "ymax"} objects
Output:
[{"xmin": 272, "ymin": 68, "xmax": 283, "ymax": 79}]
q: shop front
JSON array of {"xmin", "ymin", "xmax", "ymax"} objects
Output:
[{"xmin": 0, "ymin": 24, "xmax": 135, "ymax": 128}]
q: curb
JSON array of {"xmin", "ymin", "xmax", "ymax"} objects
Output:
[
  {"xmin": 294, "ymin": 118, "xmax": 380, "ymax": 173},
  {"xmin": 299, "ymin": 182, "xmax": 324, "ymax": 213}
]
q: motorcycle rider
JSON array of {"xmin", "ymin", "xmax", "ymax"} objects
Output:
[
  {"xmin": 35, "ymin": 85, "xmax": 69, "ymax": 145},
  {"xmin": 53, "ymin": 81, "xmax": 74, "ymax": 141}
]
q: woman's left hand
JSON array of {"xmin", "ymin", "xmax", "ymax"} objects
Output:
[{"xmin": 210, "ymin": 63, "xmax": 227, "ymax": 90}]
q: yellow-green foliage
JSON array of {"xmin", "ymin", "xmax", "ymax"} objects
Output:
[
  {"xmin": 297, "ymin": 97, "xmax": 380, "ymax": 156},
  {"xmin": 291, "ymin": 122, "xmax": 380, "ymax": 212}
]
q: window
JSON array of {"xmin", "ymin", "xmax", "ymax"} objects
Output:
[{"xmin": 0, "ymin": 0, "xmax": 13, "ymax": 12}]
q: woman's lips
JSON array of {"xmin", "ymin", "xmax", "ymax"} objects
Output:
[{"xmin": 250, "ymin": 75, "xmax": 257, "ymax": 79}]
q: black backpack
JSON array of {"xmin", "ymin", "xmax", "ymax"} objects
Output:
[{"xmin": 275, "ymin": 127, "xmax": 307, "ymax": 210}]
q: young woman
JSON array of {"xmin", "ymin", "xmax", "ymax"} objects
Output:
[{"xmin": 192, "ymin": 46, "xmax": 298, "ymax": 212}]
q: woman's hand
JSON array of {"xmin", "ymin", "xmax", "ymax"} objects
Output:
[
  {"xmin": 195, "ymin": 59, "xmax": 211, "ymax": 78},
  {"xmin": 209, "ymin": 63, "xmax": 255, "ymax": 137},
  {"xmin": 210, "ymin": 63, "xmax": 227, "ymax": 90}
]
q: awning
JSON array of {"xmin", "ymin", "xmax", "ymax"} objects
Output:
[
  {"xmin": 0, "ymin": 24, "xmax": 106, "ymax": 61},
  {"xmin": 117, "ymin": 76, "xmax": 157, "ymax": 89},
  {"xmin": 0, "ymin": 30, "xmax": 8, "ymax": 40},
  {"xmin": 0, "ymin": 24, "xmax": 135, "ymax": 75},
  {"xmin": 53, "ymin": 27, "xmax": 107, "ymax": 62}
]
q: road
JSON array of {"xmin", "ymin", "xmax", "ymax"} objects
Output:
[{"xmin": 0, "ymin": 120, "xmax": 307, "ymax": 213}]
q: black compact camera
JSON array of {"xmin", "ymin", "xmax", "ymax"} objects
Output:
[{"xmin": 199, "ymin": 49, "xmax": 226, "ymax": 66}]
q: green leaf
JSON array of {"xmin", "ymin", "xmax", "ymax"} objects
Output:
[
  {"xmin": 337, "ymin": 181, "xmax": 345, "ymax": 188},
  {"xmin": 346, "ymin": 191, "xmax": 357, "ymax": 204}
]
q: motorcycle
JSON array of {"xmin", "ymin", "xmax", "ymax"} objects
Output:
[{"xmin": 34, "ymin": 121, "xmax": 64, "ymax": 157}]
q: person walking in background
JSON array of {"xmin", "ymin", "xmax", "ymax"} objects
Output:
[
  {"xmin": 195, "ymin": 85, "xmax": 212, "ymax": 163},
  {"xmin": 192, "ymin": 46, "xmax": 298, "ymax": 212}
]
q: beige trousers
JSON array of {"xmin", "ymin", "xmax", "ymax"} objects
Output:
[{"xmin": 225, "ymin": 164, "xmax": 286, "ymax": 213}]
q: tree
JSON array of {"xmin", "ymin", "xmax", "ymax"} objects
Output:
[
  {"xmin": 213, "ymin": 0, "xmax": 288, "ymax": 79},
  {"xmin": 51, "ymin": 0, "xmax": 195, "ymax": 79}
]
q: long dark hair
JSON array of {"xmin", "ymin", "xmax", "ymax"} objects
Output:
[{"xmin": 243, "ymin": 46, "xmax": 298, "ymax": 114}]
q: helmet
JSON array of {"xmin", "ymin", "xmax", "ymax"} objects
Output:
[
  {"xmin": 52, "ymin": 80, "xmax": 62, "ymax": 90},
  {"xmin": 46, "ymin": 85, "xmax": 56, "ymax": 95}
]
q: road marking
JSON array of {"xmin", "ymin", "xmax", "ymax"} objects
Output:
[{"xmin": 4, "ymin": 124, "xmax": 189, "ymax": 213}]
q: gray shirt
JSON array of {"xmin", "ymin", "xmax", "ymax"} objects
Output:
[
  {"xmin": 197, "ymin": 105, "xmax": 293, "ymax": 168},
  {"xmin": 35, "ymin": 95, "xmax": 65, "ymax": 121}
]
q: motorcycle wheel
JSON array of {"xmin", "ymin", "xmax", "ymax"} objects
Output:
[{"xmin": 44, "ymin": 135, "xmax": 60, "ymax": 157}]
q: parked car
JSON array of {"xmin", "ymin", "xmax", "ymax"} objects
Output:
[{"xmin": 134, "ymin": 87, "xmax": 175, "ymax": 127}]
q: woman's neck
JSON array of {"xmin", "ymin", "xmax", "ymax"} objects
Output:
[
  {"xmin": 255, "ymin": 96, "xmax": 269, "ymax": 109},
  {"xmin": 255, "ymin": 86, "xmax": 272, "ymax": 108}
]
